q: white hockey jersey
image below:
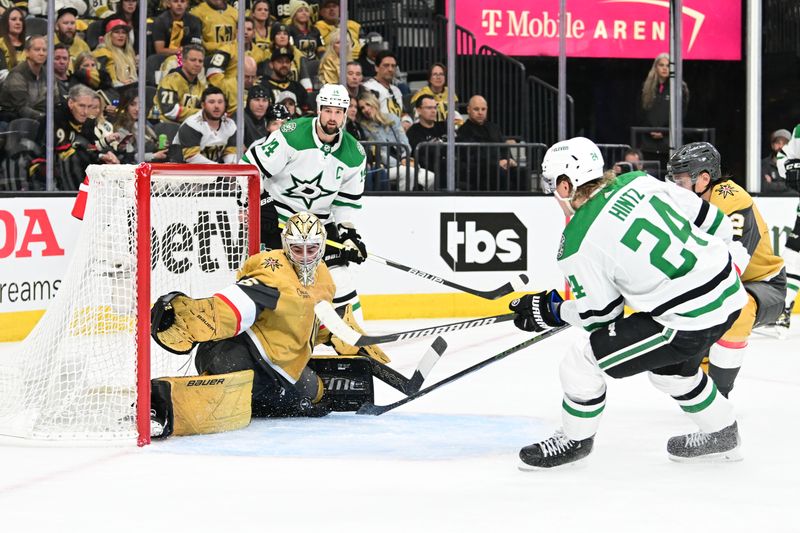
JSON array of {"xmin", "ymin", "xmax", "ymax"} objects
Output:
[
  {"xmin": 558, "ymin": 172, "xmax": 747, "ymax": 332},
  {"xmin": 241, "ymin": 116, "xmax": 366, "ymax": 224},
  {"xmin": 176, "ymin": 110, "xmax": 238, "ymax": 164}
]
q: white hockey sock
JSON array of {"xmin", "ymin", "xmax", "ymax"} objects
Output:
[
  {"xmin": 328, "ymin": 264, "xmax": 363, "ymax": 321},
  {"xmin": 782, "ymin": 248, "xmax": 800, "ymax": 307},
  {"xmin": 560, "ymin": 339, "xmax": 607, "ymax": 440},
  {"xmin": 649, "ymin": 370, "xmax": 736, "ymax": 433}
]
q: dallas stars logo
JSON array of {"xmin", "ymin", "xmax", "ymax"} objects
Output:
[
  {"xmin": 285, "ymin": 171, "xmax": 336, "ymax": 209},
  {"xmin": 262, "ymin": 257, "xmax": 282, "ymax": 271},
  {"xmin": 716, "ymin": 183, "xmax": 736, "ymax": 199}
]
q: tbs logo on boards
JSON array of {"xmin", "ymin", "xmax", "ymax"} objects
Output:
[{"xmin": 439, "ymin": 213, "xmax": 526, "ymax": 271}]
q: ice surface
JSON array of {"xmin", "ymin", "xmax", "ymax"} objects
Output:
[{"xmin": 0, "ymin": 318, "xmax": 798, "ymax": 532}]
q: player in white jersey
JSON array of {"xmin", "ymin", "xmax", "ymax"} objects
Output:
[
  {"xmin": 775, "ymin": 124, "xmax": 800, "ymax": 331},
  {"xmin": 509, "ymin": 137, "xmax": 748, "ymax": 468},
  {"xmin": 241, "ymin": 83, "xmax": 389, "ymax": 364}
]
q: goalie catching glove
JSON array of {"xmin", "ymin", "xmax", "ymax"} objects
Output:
[
  {"xmin": 509, "ymin": 290, "xmax": 565, "ymax": 332},
  {"xmin": 324, "ymin": 222, "xmax": 367, "ymax": 267},
  {"xmin": 150, "ymin": 291, "xmax": 238, "ymax": 354}
]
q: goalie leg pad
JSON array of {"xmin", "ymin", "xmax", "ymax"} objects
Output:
[
  {"xmin": 308, "ymin": 356, "xmax": 375, "ymax": 412},
  {"xmin": 150, "ymin": 370, "xmax": 253, "ymax": 438}
]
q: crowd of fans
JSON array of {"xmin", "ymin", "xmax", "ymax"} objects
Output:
[{"xmin": 0, "ymin": 1, "xmax": 793, "ymax": 194}]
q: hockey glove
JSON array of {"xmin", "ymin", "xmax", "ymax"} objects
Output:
[
  {"xmin": 151, "ymin": 292, "xmax": 233, "ymax": 354},
  {"xmin": 336, "ymin": 222, "xmax": 367, "ymax": 263},
  {"xmin": 509, "ymin": 290, "xmax": 565, "ymax": 332}
]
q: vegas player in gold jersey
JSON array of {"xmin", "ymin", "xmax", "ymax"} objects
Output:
[
  {"xmin": 150, "ymin": 212, "xmax": 375, "ymax": 431},
  {"xmin": 668, "ymin": 142, "xmax": 787, "ymax": 397}
]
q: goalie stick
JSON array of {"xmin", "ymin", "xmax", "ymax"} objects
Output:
[
  {"xmin": 314, "ymin": 300, "xmax": 514, "ymax": 346},
  {"xmin": 356, "ymin": 325, "xmax": 569, "ymax": 415},
  {"xmin": 324, "ymin": 240, "xmax": 529, "ymax": 300},
  {"xmin": 367, "ymin": 336, "xmax": 448, "ymax": 395}
]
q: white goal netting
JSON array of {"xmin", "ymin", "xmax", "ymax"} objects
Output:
[{"xmin": 0, "ymin": 164, "xmax": 259, "ymax": 444}]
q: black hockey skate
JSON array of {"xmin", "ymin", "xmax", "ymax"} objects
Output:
[
  {"xmin": 667, "ymin": 422, "xmax": 741, "ymax": 462},
  {"xmin": 775, "ymin": 303, "xmax": 792, "ymax": 332},
  {"xmin": 518, "ymin": 431, "xmax": 594, "ymax": 470}
]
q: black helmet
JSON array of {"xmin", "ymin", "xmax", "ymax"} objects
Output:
[
  {"xmin": 267, "ymin": 103, "xmax": 291, "ymax": 121},
  {"xmin": 667, "ymin": 142, "xmax": 721, "ymax": 184}
]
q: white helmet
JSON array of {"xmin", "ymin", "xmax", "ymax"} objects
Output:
[
  {"xmin": 316, "ymin": 84, "xmax": 350, "ymax": 110},
  {"xmin": 541, "ymin": 136, "xmax": 604, "ymax": 193},
  {"xmin": 282, "ymin": 212, "xmax": 326, "ymax": 287}
]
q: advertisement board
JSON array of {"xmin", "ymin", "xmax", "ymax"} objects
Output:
[
  {"xmin": 0, "ymin": 193, "xmax": 796, "ymax": 339},
  {"xmin": 449, "ymin": 0, "xmax": 742, "ymax": 60}
]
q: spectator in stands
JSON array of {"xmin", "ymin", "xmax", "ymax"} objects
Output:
[
  {"xmin": 115, "ymin": 0, "xmax": 141, "ymax": 47},
  {"xmin": 70, "ymin": 52, "xmax": 114, "ymax": 93},
  {"xmin": 288, "ymin": 0, "xmax": 323, "ymax": 67},
  {"xmin": 345, "ymin": 95, "xmax": 364, "ymax": 141},
  {"xmin": 456, "ymin": 94, "xmax": 519, "ymax": 190},
  {"xmin": 206, "ymin": 30, "xmax": 268, "ymax": 116},
  {"xmin": 358, "ymin": 91, "xmax": 433, "ymax": 191},
  {"xmin": 28, "ymin": 0, "xmax": 87, "ymax": 18},
  {"xmin": 54, "ymin": 7, "xmax": 90, "ymax": 67},
  {"xmin": 191, "ymin": 0, "xmax": 237, "ymax": 54},
  {"xmin": 411, "ymin": 62, "xmax": 462, "ymax": 125},
  {"xmin": 53, "ymin": 43, "xmax": 72, "ymax": 100},
  {"xmin": 151, "ymin": 0, "xmax": 203, "ymax": 57},
  {"xmin": 113, "ymin": 88, "xmax": 168, "ymax": 163},
  {"xmin": 90, "ymin": 0, "xmax": 121, "ymax": 19},
  {"xmin": 243, "ymin": 17, "xmax": 269, "ymax": 69},
  {"xmin": 318, "ymin": 31, "xmax": 351, "ymax": 86},
  {"xmin": 762, "ymin": 128, "xmax": 793, "ymax": 193},
  {"xmin": 0, "ymin": 7, "xmax": 26, "ymax": 81},
  {"xmin": 639, "ymin": 53, "xmax": 689, "ymax": 169},
  {"xmin": 344, "ymin": 60, "xmax": 364, "ymax": 100},
  {"xmin": 250, "ymin": 0, "xmax": 274, "ymax": 51},
  {"xmin": 612, "ymin": 147, "xmax": 644, "ymax": 174},
  {"xmin": 93, "ymin": 17, "xmax": 138, "ymax": 87},
  {"xmin": 243, "ymin": 54, "xmax": 260, "ymax": 90},
  {"xmin": 407, "ymin": 94, "xmax": 447, "ymax": 184},
  {"xmin": 275, "ymin": 90, "xmax": 299, "ymax": 117},
  {"xmin": 261, "ymin": 46, "xmax": 307, "ymax": 112},
  {"xmin": 37, "ymin": 83, "xmax": 119, "ymax": 191},
  {"xmin": 315, "ymin": 0, "xmax": 361, "ymax": 61},
  {"xmin": 362, "ymin": 51, "xmax": 407, "ymax": 121},
  {"xmin": 0, "ymin": 34, "xmax": 47, "ymax": 122},
  {"xmin": 358, "ymin": 31, "xmax": 383, "ymax": 79},
  {"xmin": 175, "ymin": 86, "xmax": 237, "ymax": 163},
  {"xmin": 244, "ymin": 84, "xmax": 270, "ymax": 148},
  {"xmin": 90, "ymin": 93, "xmax": 121, "ymax": 155},
  {"xmin": 152, "ymin": 43, "xmax": 206, "ymax": 123},
  {"xmin": 270, "ymin": 22, "xmax": 312, "ymax": 91}
]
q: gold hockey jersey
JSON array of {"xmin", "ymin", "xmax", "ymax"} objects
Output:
[
  {"xmin": 190, "ymin": 1, "xmax": 238, "ymax": 52},
  {"xmin": 709, "ymin": 180, "xmax": 784, "ymax": 282},
  {"xmin": 213, "ymin": 249, "xmax": 335, "ymax": 383},
  {"xmin": 152, "ymin": 69, "xmax": 206, "ymax": 123},
  {"xmin": 315, "ymin": 19, "xmax": 361, "ymax": 61},
  {"xmin": 206, "ymin": 42, "xmax": 269, "ymax": 114}
]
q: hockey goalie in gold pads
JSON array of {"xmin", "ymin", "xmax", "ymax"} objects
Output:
[
  {"xmin": 149, "ymin": 211, "xmax": 388, "ymax": 438},
  {"xmin": 668, "ymin": 142, "xmax": 787, "ymax": 397}
]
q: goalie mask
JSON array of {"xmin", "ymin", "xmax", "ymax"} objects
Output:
[{"xmin": 282, "ymin": 212, "xmax": 326, "ymax": 286}]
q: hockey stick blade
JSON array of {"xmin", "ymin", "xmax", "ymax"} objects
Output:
[
  {"xmin": 356, "ymin": 325, "xmax": 569, "ymax": 416},
  {"xmin": 314, "ymin": 300, "xmax": 514, "ymax": 346},
  {"xmin": 367, "ymin": 336, "xmax": 448, "ymax": 395}
]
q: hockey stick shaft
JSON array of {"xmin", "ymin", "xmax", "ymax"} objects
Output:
[
  {"xmin": 356, "ymin": 325, "xmax": 569, "ymax": 415},
  {"xmin": 324, "ymin": 239, "xmax": 528, "ymax": 300},
  {"xmin": 314, "ymin": 300, "xmax": 515, "ymax": 346},
  {"xmin": 366, "ymin": 336, "xmax": 448, "ymax": 395}
]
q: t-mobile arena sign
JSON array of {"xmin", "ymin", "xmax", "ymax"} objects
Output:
[{"xmin": 448, "ymin": 0, "xmax": 741, "ymax": 60}]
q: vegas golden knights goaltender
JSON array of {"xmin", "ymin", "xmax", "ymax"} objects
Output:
[{"xmin": 149, "ymin": 212, "xmax": 385, "ymax": 438}]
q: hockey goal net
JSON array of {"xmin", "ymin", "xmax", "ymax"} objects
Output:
[{"xmin": 0, "ymin": 163, "xmax": 261, "ymax": 446}]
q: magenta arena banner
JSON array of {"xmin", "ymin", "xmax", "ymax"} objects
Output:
[{"xmin": 448, "ymin": 0, "xmax": 741, "ymax": 60}]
